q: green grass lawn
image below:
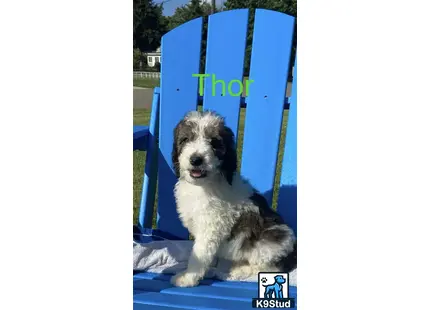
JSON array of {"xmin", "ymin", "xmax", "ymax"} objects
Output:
[
  {"xmin": 133, "ymin": 109, "xmax": 151, "ymax": 224},
  {"xmin": 134, "ymin": 78, "xmax": 160, "ymax": 88},
  {"xmin": 133, "ymin": 108, "xmax": 288, "ymax": 226}
]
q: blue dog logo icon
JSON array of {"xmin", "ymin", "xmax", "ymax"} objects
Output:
[
  {"xmin": 262, "ymin": 274, "xmax": 286, "ymax": 299},
  {"xmin": 253, "ymin": 272, "xmax": 294, "ymax": 308}
]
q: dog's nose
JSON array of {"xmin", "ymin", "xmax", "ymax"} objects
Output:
[{"xmin": 190, "ymin": 154, "xmax": 203, "ymax": 166}]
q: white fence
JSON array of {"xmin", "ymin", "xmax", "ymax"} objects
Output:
[{"xmin": 133, "ymin": 71, "xmax": 160, "ymax": 79}]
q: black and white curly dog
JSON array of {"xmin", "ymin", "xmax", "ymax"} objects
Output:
[{"xmin": 170, "ymin": 110, "xmax": 297, "ymax": 287}]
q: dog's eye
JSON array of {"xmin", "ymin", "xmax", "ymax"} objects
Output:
[
  {"xmin": 179, "ymin": 137, "xmax": 188, "ymax": 145},
  {"xmin": 210, "ymin": 138, "xmax": 223, "ymax": 149}
]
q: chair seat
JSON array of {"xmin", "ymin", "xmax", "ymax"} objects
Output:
[{"xmin": 133, "ymin": 272, "xmax": 297, "ymax": 309}]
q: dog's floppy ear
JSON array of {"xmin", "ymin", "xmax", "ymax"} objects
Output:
[
  {"xmin": 172, "ymin": 121, "xmax": 182, "ymax": 177},
  {"xmin": 220, "ymin": 124, "xmax": 237, "ymax": 185}
]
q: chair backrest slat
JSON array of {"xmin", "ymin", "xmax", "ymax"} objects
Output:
[
  {"xmin": 277, "ymin": 59, "xmax": 297, "ymax": 235},
  {"xmin": 157, "ymin": 17, "xmax": 203, "ymax": 239},
  {"xmin": 202, "ymin": 9, "xmax": 249, "ymax": 139},
  {"xmin": 240, "ymin": 9, "xmax": 295, "ymax": 206},
  {"xmin": 139, "ymin": 88, "xmax": 160, "ymax": 229}
]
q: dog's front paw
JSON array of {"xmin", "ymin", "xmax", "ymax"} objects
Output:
[
  {"xmin": 226, "ymin": 265, "xmax": 253, "ymax": 281},
  {"xmin": 170, "ymin": 271, "xmax": 200, "ymax": 287}
]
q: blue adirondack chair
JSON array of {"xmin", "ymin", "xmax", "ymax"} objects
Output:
[{"xmin": 133, "ymin": 8, "xmax": 297, "ymax": 309}]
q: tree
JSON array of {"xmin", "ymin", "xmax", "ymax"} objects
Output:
[
  {"xmin": 133, "ymin": 48, "xmax": 144, "ymax": 70},
  {"xmin": 134, "ymin": 0, "xmax": 168, "ymax": 52},
  {"xmin": 168, "ymin": 0, "xmax": 212, "ymax": 30},
  {"xmin": 223, "ymin": 0, "xmax": 296, "ymax": 16}
]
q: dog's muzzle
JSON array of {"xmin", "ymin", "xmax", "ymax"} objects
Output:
[
  {"xmin": 189, "ymin": 154, "xmax": 207, "ymax": 179},
  {"xmin": 190, "ymin": 168, "xmax": 207, "ymax": 179}
]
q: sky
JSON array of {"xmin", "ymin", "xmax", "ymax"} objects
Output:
[{"xmin": 154, "ymin": 0, "xmax": 226, "ymax": 16}]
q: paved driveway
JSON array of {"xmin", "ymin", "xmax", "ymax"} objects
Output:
[{"xmin": 134, "ymin": 87, "xmax": 153, "ymax": 109}]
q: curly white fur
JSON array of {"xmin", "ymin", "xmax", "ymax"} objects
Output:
[{"xmin": 170, "ymin": 111, "xmax": 296, "ymax": 287}]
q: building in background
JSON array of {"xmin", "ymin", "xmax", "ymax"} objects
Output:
[{"xmin": 145, "ymin": 47, "xmax": 161, "ymax": 67}]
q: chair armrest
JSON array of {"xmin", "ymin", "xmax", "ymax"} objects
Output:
[{"xmin": 134, "ymin": 125, "xmax": 150, "ymax": 151}]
